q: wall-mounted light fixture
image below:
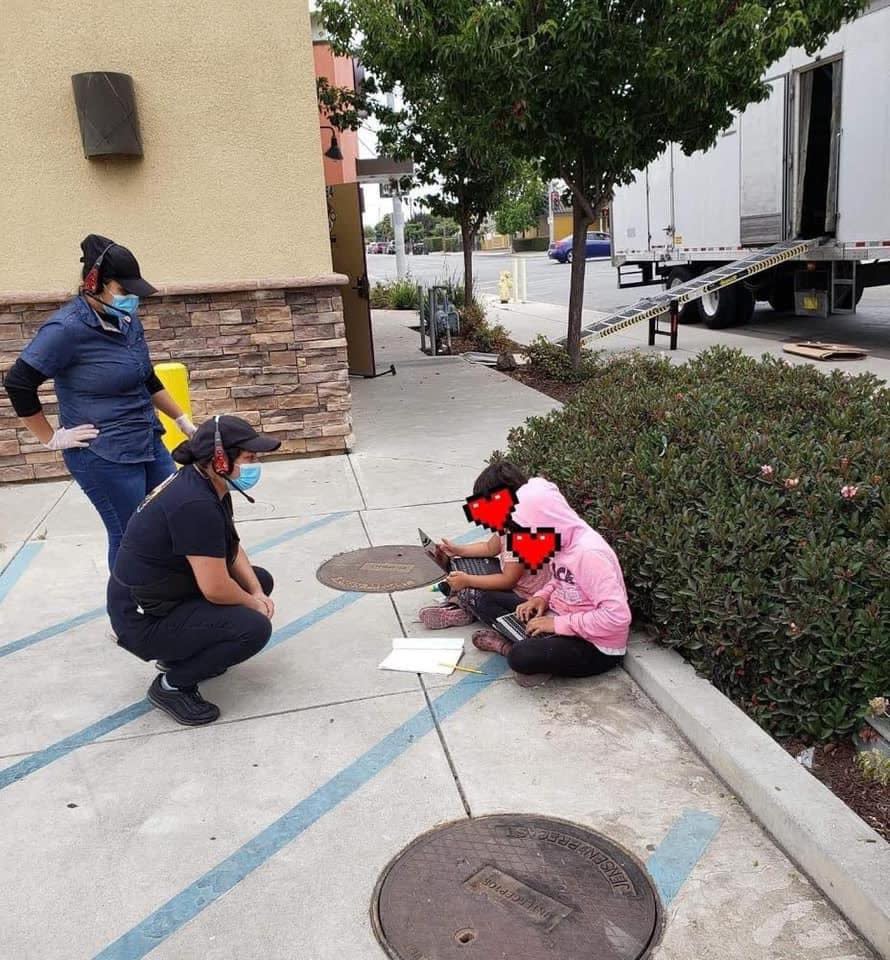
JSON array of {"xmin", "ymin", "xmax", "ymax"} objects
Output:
[
  {"xmin": 71, "ymin": 72, "xmax": 143, "ymax": 158},
  {"xmin": 320, "ymin": 125, "xmax": 344, "ymax": 161}
]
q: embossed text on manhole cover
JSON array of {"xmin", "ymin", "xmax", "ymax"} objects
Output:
[
  {"xmin": 372, "ymin": 814, "xmax": 661, "ymax": 960},
  {"xmin": 317, "ymin": 545, "xmax": 444, "ymax": 593}
]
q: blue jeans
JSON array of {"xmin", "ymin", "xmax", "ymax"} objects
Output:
[{"xmin": 64, "ymin": 435, "xmax": 176, "ymax": 571}]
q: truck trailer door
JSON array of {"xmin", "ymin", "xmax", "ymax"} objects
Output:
[
  {"xmin": 739, "ymin": 77, "xmax": 789, "ymax": 245},
  {"xmin": 647, "ymin": 145, "xmax": 675, "ymax": 253}
]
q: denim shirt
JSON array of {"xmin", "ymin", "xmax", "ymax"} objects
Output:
[{"xmin": 21, "ymin": 296, "xmax": 163, "ymax": 463}]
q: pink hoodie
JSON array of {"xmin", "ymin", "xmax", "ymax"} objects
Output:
[{"xmin": 512, "ymin": 478, "xmax": 631, "ymax": 655}]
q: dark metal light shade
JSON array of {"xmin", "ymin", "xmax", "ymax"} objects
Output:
[
  {"xmin": 71, "ymin": 72, "xmax": 143, "ymax": 158},
  {"xmin": 325, "ymin": 135, "xmax": 344, "ymax": 161}
]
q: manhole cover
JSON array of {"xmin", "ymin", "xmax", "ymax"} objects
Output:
[
  {"xmin": 317, "ymin": 545, "xmax": 443, "ymax": 593},
  {"xmin": 372, "ymin": 815, "xmax": 661, "ymax": 960}
]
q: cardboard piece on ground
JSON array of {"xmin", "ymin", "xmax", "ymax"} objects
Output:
[
  {"xmin": 783, "ymin": 341, "xmax": 867, "ymax": 361},
  {"xmin": 379, "ymin": 636, "xmax": 465, "ymax": 675}
]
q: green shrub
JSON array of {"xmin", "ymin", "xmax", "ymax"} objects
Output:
[
  {"xmin": 504, "ymin": 347, "xmax": 890, "ymax": 740},
  {"xmin": 473, "ymin": 320, "xmax": 512, "ymax": 353},
  {"xmin": 524, "ymin": 336, "xmax": 599, "ymax": 383},
  {"xmin": 369, "ymin": 279, "xmax": 419, "ymax": 310}
]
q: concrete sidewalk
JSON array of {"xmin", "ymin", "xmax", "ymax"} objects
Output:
[{"xmin": 0, "ymin": 311, "xmax": 877, "ymax": 959}]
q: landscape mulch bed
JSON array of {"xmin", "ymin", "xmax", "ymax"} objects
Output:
[
  {"xmin": 782, "ymin": 739, "xmax": 889, "ymax": 842},
  {"xmin": 505, "ymin": 367, "xmax": 584, "ymax": 405}
]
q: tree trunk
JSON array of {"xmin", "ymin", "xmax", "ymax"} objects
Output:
[
  {"xmin": 460, "ymin": 216, "xmax": 474, "ymax": 306},
  {"xmin": 567, "ymin": 201, "xmax": 591, "ymax": 367}
]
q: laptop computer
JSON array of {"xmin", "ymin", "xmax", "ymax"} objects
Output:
[
  {"xmin": 418, "ymin": 528, "xmax": 501, "ymax": 577},
  {"xmin": 494, "ymin": 612, "xmax": 558, "ymax": 645}
]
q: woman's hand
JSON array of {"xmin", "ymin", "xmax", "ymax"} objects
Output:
[
  {"xmin": 175, "ymin": 414, "xmax": 197, "ymax": 438},
  {"xmin": 45, "ymin": 424, "xmax": 99, "ymax": 450},
  {"xmin": 249, "ymin": 594, "xmax": 275, "ymax": 619},
  {"xmin": 516, "ymin": 596, "xmax": 548, "ymax": 622},
  {"xmin": 445, "ymin": 571, "xmax": 471, "ymax": 591},
  {"xmin": 440, "ymin": 537, "xmax": 462, "ymax": 557},
  {"xmin": 526, "ymin": 615, "xmax": 556, "ymax": 637}
]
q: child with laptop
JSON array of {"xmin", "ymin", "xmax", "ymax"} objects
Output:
[
  {"xmin": 472, "ymin": 476, "xmax": 632, "ymax": 687},
  {"xmin": 417, "ymin": 462, "xmax": 550, "ymax": 629}
]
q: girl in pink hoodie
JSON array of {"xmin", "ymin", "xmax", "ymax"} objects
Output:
[{"xmin": 472, "ymin": 477, "xmax": 632, "ymax": 684}]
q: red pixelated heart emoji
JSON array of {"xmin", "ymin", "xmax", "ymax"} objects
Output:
[
  {"xmin": 462, "ymin": 486, "xmax": 517, "ymax": 533},
  {"xmin": 507, "ymin": 529, "xmax": 561, "ymax": 573}
]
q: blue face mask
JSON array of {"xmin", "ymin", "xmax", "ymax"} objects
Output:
[
  {"xmin": 232, "ymin": 463, "xmax": 262, "ymax": 492},
  {"xmin": 108, "ymin": 293, "xmax": 140, "ymax": 318}
]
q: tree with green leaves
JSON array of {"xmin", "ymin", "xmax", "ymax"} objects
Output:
[
  {"xmin": 455, "ymin": 0, "xmax": 868, "ymax": 363},
  {"xmin": 374, "ymin": 214, "xmax": 393, "ymax": 241},
  {"xmin": 324, "ymin": 0, "xmax": 866, "ymax": 364},
  {"xmin": 494, "ymin": 162, "xmax": 548, "ymax": 239},
  {"xmin": 318, "ymin": 0, "xmax": 522, "ymax": 305}
]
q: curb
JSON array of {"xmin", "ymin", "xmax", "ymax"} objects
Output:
[{"xmin": 624, "ymin": 637, "xmax": 890, "ymax": 960}]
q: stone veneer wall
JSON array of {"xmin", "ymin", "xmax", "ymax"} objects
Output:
[{"xmin": 0, "ymin": 278, "xmax": 352, "ymax": 483}]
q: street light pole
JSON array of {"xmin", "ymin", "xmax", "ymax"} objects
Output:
[{"xmin": 386, "ymin": 92, "xmax": 408, "ymax": 279}]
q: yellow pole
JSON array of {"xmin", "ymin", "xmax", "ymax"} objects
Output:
[{"xmin": 153, "ymin": 362, "xmax": 193, "ymax": 453}]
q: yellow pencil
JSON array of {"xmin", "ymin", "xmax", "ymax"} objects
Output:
[{"xmin": 440, "ymin": 662, "xmax": 485, "ymax": 675}]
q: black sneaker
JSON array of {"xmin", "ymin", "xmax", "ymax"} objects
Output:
[{"xmin": 147, "ymin": 675, "xmax": 220, "ymax": 726}]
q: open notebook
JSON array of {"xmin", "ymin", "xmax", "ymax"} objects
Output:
[{"xmin": 379, "ymin": 637, "xmax": 465, "ymax": 675}]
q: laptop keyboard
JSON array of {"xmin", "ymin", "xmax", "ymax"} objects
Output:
[{"xmin": 452, "ymin": 557, "xmax": 501, "ymax": 576}]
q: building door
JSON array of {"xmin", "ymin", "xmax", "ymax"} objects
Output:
[{"xmin": 327, "ymin": 183, "xmax": 375, "ymax": 376}]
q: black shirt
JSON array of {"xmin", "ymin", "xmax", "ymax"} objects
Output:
[{"xmin": 110, "ymin": 466, "xmax": 239, "ymax": 617}]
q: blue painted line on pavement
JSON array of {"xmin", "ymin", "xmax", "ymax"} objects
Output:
[
  {"xmin": 0, "ymin": 590, "xmax": 367, "ymax": 793},
  {"xmin": 0, "ymin": 513, "xmax": 346, "ymax": 662},
  {"xmin": 645, "ymin": 809, "xmax": 721, "ymax": 905},
  {"xmin": 266, "ymin": 592, "xmax": 363, "ymax": 651},
  {"xmin": 0, "ymin": 541, "xmax": 44, "ymax": 604},
  {"xmin": 246, "ymin": 511, "xmax": 349, "ymax": 554},
  {"xmin": 0, "ymin": 701, "xmax": 154, "ymax": 791},
  {"xmin": 92, "ymin": 658, "xmax": 511, "ymax": 960},
  {"xmin": 0, "ymin": 607, "xmax": 106, "ymax": 660}
]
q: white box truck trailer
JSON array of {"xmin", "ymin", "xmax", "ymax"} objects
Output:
[{"xmin": 609, "ymin": 0, "xmax": 890, "ymax": 332}]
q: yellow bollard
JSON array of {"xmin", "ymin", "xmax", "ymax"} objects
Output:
[{"xmin": 154, "ymin": 362, "xmax": 193, "ymax": 454}]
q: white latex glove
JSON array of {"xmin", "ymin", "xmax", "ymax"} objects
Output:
[
  {"xmin": 175, "ymin": 414, "xmax": 197, "ymax": 438},
  {"xmin": 45, "ymin": 424, "xmax": 99, "ymax": 450}
]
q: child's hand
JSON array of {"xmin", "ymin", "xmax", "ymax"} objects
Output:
[
  {"xmin": 446, "ymin": 571, "xmax": 471, "ymax": 591},
  {"xmin": 516, "ymin": 597, "xmax": 548, "ymax": 622},
  {"xmin": 527, "ymin": 615, "xmax": 556, "ymax": 637},
  {"xmin": 440, "ymin": 538, "xmax": 462, "ymax": 557}
]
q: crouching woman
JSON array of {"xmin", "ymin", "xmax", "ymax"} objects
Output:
[{"xmin": 107, "ymin": 415, "xmax": 280, "ymax": 726}]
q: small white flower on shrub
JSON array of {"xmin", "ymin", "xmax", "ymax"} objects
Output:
[
  {"xmin": 760, "ymin": 465, "xmax": 774, "ymax": 478},
  {"xmin": 784, "ymin": 477, "xmax": 800, "ymax": 490},
  {"xmin": 841, "ymin": 484, "xmax": 859, "ymax": 500}
]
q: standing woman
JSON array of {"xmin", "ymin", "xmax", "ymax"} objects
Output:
[{"xmin": 3, "ymin": 235, "xmax": 196, "ymax": 569}]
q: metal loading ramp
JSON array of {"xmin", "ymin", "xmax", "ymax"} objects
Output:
[{"xmin": 564, "ymin": 237, "xmax": 823, "ymax": 346}]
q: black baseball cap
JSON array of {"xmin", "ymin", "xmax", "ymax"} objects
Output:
[
  {"xmin": 80, "ymin": 234, "xmax": 157, "ymax": 297},
  {"xmin": 172, "ymin": 415, "xmax": 281, "ymax": 465}
]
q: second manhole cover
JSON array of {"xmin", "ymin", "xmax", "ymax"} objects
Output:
[
  {"xmin": 317, "ymin": 545, "xmax": 443, "ymax": 593},
  {"xmin": 372, "ymin": 815, "xmax": 661, "ymax": 960}
]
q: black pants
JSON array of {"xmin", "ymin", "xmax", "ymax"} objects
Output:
[
  {"xmin": 110, "ymin": 567, "xmax": 274, "ymax": 689},
  {"xmin": 472, "ymin": 589, "xmax": 623, "ymax": 678}
]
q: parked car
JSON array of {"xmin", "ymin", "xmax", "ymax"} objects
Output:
[
  {"xmin": 547, "ymin": 231, "xmax": 611, "ymax": 263},
  {"xmin": 366, "ymin": 241, "xmax": 386, "ymax": 254},
  {"xmin": 385, "ymin": 241, "xmax": 396, "ymax": 254}
]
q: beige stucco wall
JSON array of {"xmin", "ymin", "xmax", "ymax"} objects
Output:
[{"xmin": 0, "ymin": 0, "xmax": 333, "ymax": 294}]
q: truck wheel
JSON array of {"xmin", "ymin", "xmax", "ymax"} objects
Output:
[
  {"xmin": 768, "ymin": 276, "xmax": 795, "ymax": 313},
  {"xmin": 698, "ymin": 284, "xmax": 740, "ymax": 329},
  {"xmin": 667, "ymin": 267, "xmax": 698, "ymax": 323},
  {"xmin": 566, "ymin": 250, "xmax": 573, "ymax": 264}
]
